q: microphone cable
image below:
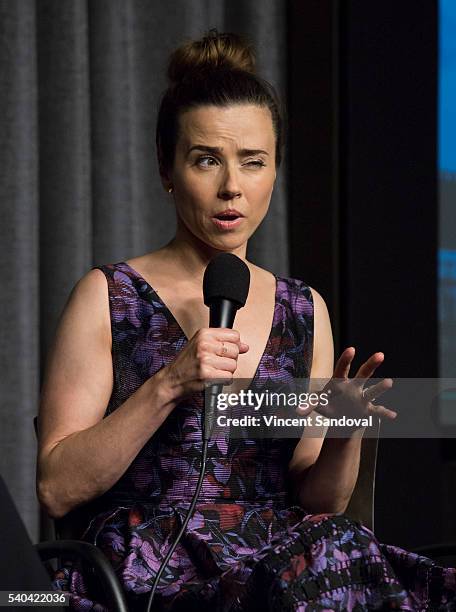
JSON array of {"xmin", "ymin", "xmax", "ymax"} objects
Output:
[{"xmin": 146, "ymin": 387, "xmax": 217, "ymax": 612}]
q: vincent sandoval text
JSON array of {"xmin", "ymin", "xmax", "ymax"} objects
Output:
[{"xmin": 216, "ymin": 414, "xmax": 373, "ymax": 428}]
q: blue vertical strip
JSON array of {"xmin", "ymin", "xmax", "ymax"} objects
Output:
[
  {"xmin": 439, "ymin": 0, "xmax": 456, "ymax": 173},
  {"xmin": 439, "ymin": 0, "xmax": 456, "ymax": 381}
]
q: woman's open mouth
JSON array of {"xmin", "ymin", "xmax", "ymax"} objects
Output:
[{"xmin": 211, "ymin": 210, "xmax": 244, "ymax": 230}]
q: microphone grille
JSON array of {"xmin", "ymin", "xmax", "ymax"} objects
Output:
[{"xmin": 203, "ymin": 253, "xmax": 250, "ymax": 307}]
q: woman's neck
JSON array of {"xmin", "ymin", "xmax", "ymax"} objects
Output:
[{"xmin": 160, "ymin": 225, "xmax": 248, "ymax": 281}]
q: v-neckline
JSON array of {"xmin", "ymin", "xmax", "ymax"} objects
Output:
[{"xmin": 119, "ymin": 260, "xmax": 279, "ymax": 391}]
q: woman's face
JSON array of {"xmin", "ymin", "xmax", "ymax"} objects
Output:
[{"xmin": 166, "ymin": 104, "xmax": 277, "ymax": 253}]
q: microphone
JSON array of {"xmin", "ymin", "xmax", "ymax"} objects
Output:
[{"xmin": 202, "ymin": 253, "xmax": 250, "ymax": 440}]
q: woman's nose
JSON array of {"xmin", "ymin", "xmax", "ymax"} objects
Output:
[{"xmin": 218, "ymin": 166, "xmax": 242, "ymax": 200}]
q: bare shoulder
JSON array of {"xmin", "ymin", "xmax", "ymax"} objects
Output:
[
  {"xmin": 124, "ymin": 253, "xmax": 155, "ymax": 271},
  {"xmin": 125, "ymin": 250, "xmax": 175, "ymax": 281},
  {"xmin": 308, "ymin": 286, "xmax": 334, "ymax": 379},
  {"xmin": 308, "ymin": 286, "xmax": 327, "ymax": 310},
  {"xmin": 67, "ymin": 268, "xmax": 111, "ymax": 350},
  {"xmin": 37, "ymin": 268, "xmax": 113, "ymax": 458},
  {"xmin": 308, "ymin": 286, "xmax": 331, "ymax": 328},
  {"xmin": 68, "ymin": 266, "xmax": 109, "ymax": 300}
]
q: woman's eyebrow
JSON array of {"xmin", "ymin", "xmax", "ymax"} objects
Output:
[{"xmin": 187, "ymin": 145, "xmax": 269, "ymax": 156}]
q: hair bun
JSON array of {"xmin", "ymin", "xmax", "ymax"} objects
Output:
[{"xmin": 167, "ymin": 28, "xmax": 256, "ymax": 84}]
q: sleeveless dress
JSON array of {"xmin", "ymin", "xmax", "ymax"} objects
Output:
[{"xmin": 51, "ymin": 261, "xmax": 456, "ymax": 611}]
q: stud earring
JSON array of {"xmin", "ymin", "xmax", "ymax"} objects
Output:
[{"xmin": 168, "ymin": 186, "xmax": 173, "ymax": 194}]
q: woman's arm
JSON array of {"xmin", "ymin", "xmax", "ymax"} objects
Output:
[
  {"xmin": 288, "ymin": 288, "xmax": 364, "ymax": 514},
  {"xmin": 37, "ymin": 269, "xmax": 247, "ymax": 520},
  {"xmin": 36, "ymin": 270, "xmax": 180, "ymax": 520}
]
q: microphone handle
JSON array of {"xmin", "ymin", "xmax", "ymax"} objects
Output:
[
  {"xmin": 209, "ymin": 298, "xmax": 237, "ymax": 328},
  {"xmin": 204, "ymin": 298, "xmax": 239, "ymax": 441}
]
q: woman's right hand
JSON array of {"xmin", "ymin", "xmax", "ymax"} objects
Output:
[{"xmin": 160, "ymin": 328, "xmax": 249, "ymax": 400}]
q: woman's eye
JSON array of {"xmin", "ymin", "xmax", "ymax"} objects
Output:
[
  {"xmin": 196, "ymin": 156, "xmax": 218, "ymax": 167},
  {"xmin": 246, "ymin": 160, "xmax": 266, "ymax": 167}
]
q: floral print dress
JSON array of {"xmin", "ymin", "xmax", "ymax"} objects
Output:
[{"xmin": 51, "ymin": 261, "xmax": 456, "ymax": 611}]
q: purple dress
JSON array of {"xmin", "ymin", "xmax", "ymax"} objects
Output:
[{"xmin": 52, "ymin": 261, "xmax": 456, "ymax": 611}]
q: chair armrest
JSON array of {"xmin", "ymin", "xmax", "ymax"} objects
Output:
[
  {"xmin": 411, "ymin": 542, "xmax": 456, "ymax": 563},
  {"xmin": 34, "ymin": 540, "xmax": 128, "ymax": 612}
]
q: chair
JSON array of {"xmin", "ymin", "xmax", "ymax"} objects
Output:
[
  {"xmin": 341, "ymin": 422, "xmax": 456, "ymax": 565},
  {"xmin": 33, "ymin": 416, "xmax": 128, "ymax": 612},
  {"xmin": 410, "ymin": 543, "xmax": 456, "ymax": 566}
]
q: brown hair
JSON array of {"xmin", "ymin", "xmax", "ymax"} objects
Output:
[{"xmin": 156, "ymin": 28, "xmax": 286, "ymax": 176}]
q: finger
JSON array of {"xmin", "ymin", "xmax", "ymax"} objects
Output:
[
  {"xmin": 295, "ymin": 403, "xmax": 314, "ymax": 416},
  {"xmin": 239, "ymin": 342, "xmax": 249, "ymax": 353},
  {"xmin": 212, "ymin": 328, "xmax": 243, "ymax": 343},
  {"xmin": 353, "ymin": 352, "xmax": 385, "ymax": 387},
  {"xmin": 333, "ymin": 347, "xmax": 356, "ymax": 379},
  {"xmin": 368, "ymin": 403, "xmax": 397, "ymax": 420},
  {"xmin": 212, "ymin": 356, "xmax": 239, "ymax": 373},
  {"xmin": 215, "ymin": 341, "xmax": 240, "ymax": 359},
  {"xmin": 211, "ymin": 329, "xmax": 249, "ymax": 353},
  {"xmin": 362, "ymin": 378, "xmax": 393, "ymax": 402}
]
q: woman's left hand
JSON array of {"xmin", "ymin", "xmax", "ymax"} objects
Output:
[{"xmin": 297, "ymin": 347, "xmax": 397, "ymax": 423}]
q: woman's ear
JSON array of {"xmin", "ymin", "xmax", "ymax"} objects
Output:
[
  {"xmin": 158, "ymin": 162, "xmax": 173, "ymax": 194},
  {"xmin": 159, "ymin": 173, "xmax": 171, "ymax": 191},
  {"xmin": 157, "ymin": 144, "xmax": 172, "ymax": 192},
  {"xmin": 159, "ymin": 176, "xmax": 172, "ymax": 193}
]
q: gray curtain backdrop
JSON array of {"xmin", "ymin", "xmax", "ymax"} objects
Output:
[{"xmin": 0, "ymin": 0, "xmax": 290, "ymax": 543}]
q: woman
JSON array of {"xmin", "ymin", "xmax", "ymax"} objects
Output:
[{"xmin": 36, "ymin": 29, "xmax": 455, "ymax": 611}]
